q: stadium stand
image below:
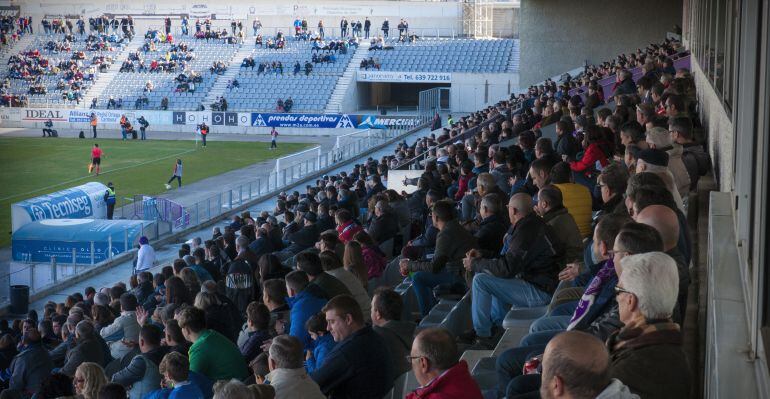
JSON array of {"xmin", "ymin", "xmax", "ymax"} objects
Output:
[
  {"xmin": 4, "ymin": 31, "xmax": 127, "ymax": 107},
  {"xmin": 95, "ymin": 30, "xmax": 240, "ymax": 111},
  {"xmin": 364, "ymin": 38, "xmax": 518, "ymax": 73},
  {"xmin": 0, "ymin": 10, "xmax": 704, "ymax": 398}
]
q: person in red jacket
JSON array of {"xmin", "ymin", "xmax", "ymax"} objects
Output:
[
  {"xmin": 564, "ymin": 125, "xmax": 611, "ymax": 192},
  {"xmin": 335, "ymin": 209, "xmax": 363, "ymax": 244},
  {"xmin": 406, "ymin": 327, "xmax": 483, "ymax": 399},
  {"xmin": 454, "ymin": 163, "xmax": 474, "ymax": 201}
]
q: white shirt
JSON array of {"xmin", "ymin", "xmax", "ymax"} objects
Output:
[{"xmin": 136, "ymin": 243, "xmax": 156, "ymax": 271}]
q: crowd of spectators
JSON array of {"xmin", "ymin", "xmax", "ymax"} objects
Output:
[
  {"xmin": 0, "ymin": 16, "xmax": 31, "ymax": 52},
  {"xmin": 2, "ymin": 20, "xmax": 128, "ymax": 107},
  {"xmin": 0, "ymin": 36, "xmax": 706, "ymax": 399}
]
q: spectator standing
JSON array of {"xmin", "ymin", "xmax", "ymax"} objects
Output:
[
  {"xmin": 318, "ymin": 20, "xmax": 324, "ymax": 39},
  {"xmin": 138, "ymin": 116, "xmax": 149, "ymax": 140},
  {"xmin": 312, "ymin": 295, "xmax": 394, "ymax": 398},
  {"xmin": 270, "ymin": 126, "xmax": 278, "ymax": 149},
  {"xmin": 177, "ymin": 306, "xmax": 248, "ymax": 382},
  {"xmin": 103, "ymin": 181, "xmax": 115, "ymax": 219},
  {"xmin": 135, "ymin": 236, "xmax": 156, "ymax": 272},
  {"xmin": 199, "ymin": 122, "xmax": 209, "ymax": 147},
  {"xmin": 406, "ymin": 328, "xmax": 483, "ymax": 399},
  {"xmin": 364, "ymin": 17, "xmax": 371, "ymax": 39},
  {"xmin": 90, "ymin": 112, "xmax": 98, "ymax": 138},
  {"xmin": 166, "ymin": 159, "xmax": 183, "ymax": 189},
  {"xmin": 253, "ymin": 19, "xmax": 262, "ymax": 36},
  {"xmin": 381, "ymin": 19, "xmax": 389, "ymax": 37}
]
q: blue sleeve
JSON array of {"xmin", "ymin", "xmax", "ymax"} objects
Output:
[
  {"xmin": 289, "ymin": 310, "xmax": 311, "ymax": 349},
  {"xmin": 143, "ymin": 387, "xmax": 171, "ymax": 399}
]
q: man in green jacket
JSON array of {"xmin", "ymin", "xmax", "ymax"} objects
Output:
[
  {"xmin": 177, "ymin": 306, "xmax": 247, "ymax": 381},
  {"xmin": 400, "ymin": 200, "xmax": 476, "ymax": 315}
]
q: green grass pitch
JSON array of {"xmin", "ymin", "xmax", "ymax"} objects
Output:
[{"xmin": 0, "ymin": 137, "xmax": 312, "ymax": 247}]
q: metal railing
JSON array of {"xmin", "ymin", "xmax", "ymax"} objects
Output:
[
  {"xmin": 148, "ymin": 26, "xmax": 466, "ymax": 40},
  {"xmin": 182, "ymin": 125, "xmax": 411, "ymax": 227}
]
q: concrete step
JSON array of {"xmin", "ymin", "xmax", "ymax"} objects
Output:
[{"xmin": 324, "ymin": 42, "xmax": 370, "ymax": 113}]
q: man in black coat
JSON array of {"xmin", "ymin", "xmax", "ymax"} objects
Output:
[
  {"xmin": 312, "ymin": 295, "xmax": 394, "ymax": 398},
  {"xmin": 367, "ymin": 201, "xmax": 399, "ymax": 245},
  {"xmin": 248, "ymin": 227, "xmax": 273, "ymax": 261},
  {"xmin": 464, "ymin": 194, "xmax": 563, "ymax": 345}
]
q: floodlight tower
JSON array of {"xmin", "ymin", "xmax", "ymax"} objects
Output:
[{"xmin": 462, "ymin": 0, "xmax": 494, "ymax": 38}]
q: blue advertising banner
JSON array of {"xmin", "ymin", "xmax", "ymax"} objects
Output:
[
  {"xmin": 251, "ymin": 113, "xmax": 356, "ymax": 128},
  {"xmin": 11, "ymin": 182, "xmax": 108, "ymax": 233},
  {"xmin": 353, "ymin": 115, "xmax": 419, "ymax": 129},
  {"xmin": 12, "ymin": 219, "xmax": 150, "ymax": 263}
]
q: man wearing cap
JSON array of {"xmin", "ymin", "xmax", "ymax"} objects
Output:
[
  {"xmin": 635, "ymin": 148, "xmax": 684, "ymax": 210},
  {"xmin": 135, "ymin": 236, "xmax": 156, "ymax": 273},
  {"xmin": 104, "ymin": 182, "xmax": 116, "ymax": 220},
  {"xmin": 645, "ymin": 127, "xmax": 690, "ymax": 199}
]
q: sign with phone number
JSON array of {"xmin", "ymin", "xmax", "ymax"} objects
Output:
[{"xmin": 357, "ymin": 70, "xmax": 452, "ymax": 83}]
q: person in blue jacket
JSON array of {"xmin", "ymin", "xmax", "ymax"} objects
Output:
[
  {"xmin": 285, "ymin": 271, "xmax": 327, "ymax": 349},
  {"xmin": 304, "ymin": 312, "xmax": 336, "ymax": 374},
  {"xmin": 144, "ymin": 351, "xmax": 206, "ymax": 399}
]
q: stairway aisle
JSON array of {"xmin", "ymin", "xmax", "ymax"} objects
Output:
[
  {"xmin": 202, "ymin": 44, "xmax": 252, "ymax": 108},
  {"xmin": 325, "ymin": 41, "xmax": 370, "ymax": 113}
]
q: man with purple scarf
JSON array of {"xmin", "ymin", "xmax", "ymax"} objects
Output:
[{"xmin": 494, "ymin": 219, "xmax": 665, "ymax": 398}]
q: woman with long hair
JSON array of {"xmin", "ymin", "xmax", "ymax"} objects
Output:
[
  {"xmin": 343, "ymin": 240, "xmax": 368, "ymax": 288},
  {"xmin": 164, "ymin": 276, "xmax": 192, "ymax": 308},
  {"xmin": 91, "ymin": 305, "xmax": 115, "ymax": 331},
  {"xmin": 74, "ymin": 362, "xmax": 108, "ymax": 399},
  {"xmin": 180, "ymin": 268, "xmax": 201, "ymax": 298}
]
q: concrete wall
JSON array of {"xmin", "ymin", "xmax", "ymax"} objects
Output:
[
  {"xmin": 519, "ymin": 0, "xmax": 682, "ymax": 86},
  {"xmin": 450, "ymin": 72, "xmax": 519, "ymax": 112}
]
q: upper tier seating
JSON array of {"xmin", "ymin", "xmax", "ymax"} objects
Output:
[
  {"xmin": 366, "ymin": 38, "xmax": 517, "ymax": 73},
  {"xmin": 5, "ymin": 32, "xmax": 126, "ymax": 107},
  {"xmin": 224, "ymin": 39, "xmax": 355, "ymax": 112}
]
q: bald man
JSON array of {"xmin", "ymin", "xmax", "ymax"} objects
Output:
[
  {"xmin": 634, "ymin": 205, "xmax": 689, "ymax": 323},
  {"xmin": 463, "ymin": 193, "xmax": 564, "ymax": 346},
  {"xmin": 540, "ymin": 331, "xmax": 638, "ymax": 399}
]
